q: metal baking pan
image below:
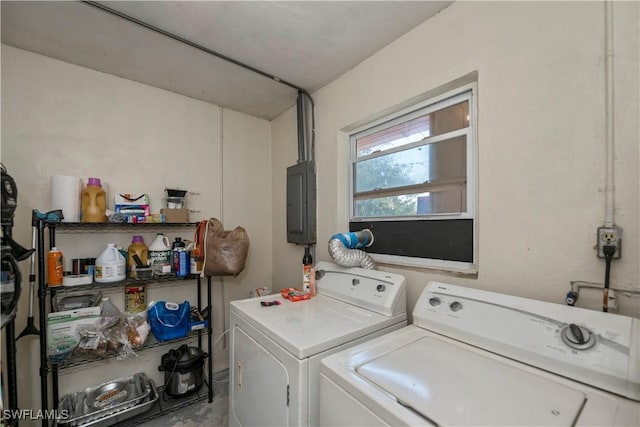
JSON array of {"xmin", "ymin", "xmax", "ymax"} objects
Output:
[
  {"xmin": 53, "ymin": 291, "xmax": 102, "ymax": 312},
  {"xmin": 58, "ymin": 373, "xmax": 154, "ymax": 427},
  {"xmin": 62, "ymin": 381, "xmax": 159, "ymax": 427}
]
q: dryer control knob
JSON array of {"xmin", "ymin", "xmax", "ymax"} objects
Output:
[
  {"xmin": 449, "ymin": 301, "xmax": 463, "ymax": 312},
  {"xmin": 429, "ymin": 297, "xmax": 441, "ymax": 306},
  {"xmin": 560, "ymin": 323, "xmax": 596, "ymax": 350},
  {"xmin": 376, "ymin": 284, "xmax": 386, "ymax": 293}
]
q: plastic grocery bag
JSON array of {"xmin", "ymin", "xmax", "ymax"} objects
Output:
[{"xmin": 202, "ymin": 218, "xmax": 249, "ymax": 277}]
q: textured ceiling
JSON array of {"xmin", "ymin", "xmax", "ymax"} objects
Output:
[{"xmin": 1, "ymin": 1, "xmax": 453, "ymax": 120}]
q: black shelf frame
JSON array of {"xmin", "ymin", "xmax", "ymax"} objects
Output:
[
  {"xmin": 49, "ymin": 329, "xmax": 209, "ymax": 372},
  {"xmin": 116, "ymin": 381, "xmax": 210, "ymax": 427},
  {"xmin": 54, "ymin": 222, "xmax": 199, "ymax": 230},
  {"xmin": 47, "ymin": 274, "xmax": 201, "ymax": 295},
  {"xmin": 36, "ymin": 220, "xmax": 214, "ymax": 427}
]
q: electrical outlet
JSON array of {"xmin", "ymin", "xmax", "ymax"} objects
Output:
[{"xmin": 597, "ymin": 226, "xmax": 622, "ymax": 259}]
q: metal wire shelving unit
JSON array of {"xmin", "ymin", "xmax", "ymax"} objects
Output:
[{"xmin": 36, "ymin": 220, "xmax": 214, "ymax": 427}]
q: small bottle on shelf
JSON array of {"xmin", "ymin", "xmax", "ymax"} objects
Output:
[
  {"xmin": 127, "ymin": 235, "xmax": 149, "ymax": 278},
  {"xmin": 47, "ymin": 247, "xmax": 64, "ymax": 287},
  {"xmin": 302, "ymin": 246, "xmax": 315, "ymax": 296}
]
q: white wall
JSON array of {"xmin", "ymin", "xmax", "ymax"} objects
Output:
[
  {"xmin": 219, "ymin": 107, "xmax": 273, "ymax": 369},
  {"xmin": 271, "ymin": 1, "xmax": 640, "ymax": 317},
  {"xmin": 2, "ymin": 0, "xmax": 639, "ymax": 416},
  {"xmin": 271, "ymin": 107, "xmax": 304, "ymax": 288},
  {"xmin": 1, "ymin": 45, "xmax": 271, "ymax": 415}
]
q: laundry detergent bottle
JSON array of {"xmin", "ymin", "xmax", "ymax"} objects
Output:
[
  {"xmin": 81, "ymin": 177, "xmax": 107, "ymax": 223},
  {"xmin": 127, "ymin": 235, "xmax": 149, "ymax": 278},
  {"xmin": 95, "ymin": 243, "xmax": 126, "ymax": 283},
  {"xmin": 149, "ymin": 233, "xmax": 172, "ymax": 276}
]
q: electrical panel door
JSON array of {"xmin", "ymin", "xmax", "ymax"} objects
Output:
[{"xmin": 287, "ymin": 161, "xmax": 316, "ymax": 245}]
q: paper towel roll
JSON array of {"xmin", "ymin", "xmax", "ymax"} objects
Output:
[{"xmin": 51, "ymin": 175, "xmax": 82, "ymax": 222}]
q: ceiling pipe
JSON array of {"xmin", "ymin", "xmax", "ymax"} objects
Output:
[
  {"xmin": 603, "ymin": 0, "xmax": 615, "ymax": 227},
  {"xmin": 83, "ymin": 0, "xmax": 319, "ymax": 256},
  {"xmin": 297, "ymin": 91, "xmax": 306, "ymax": 162},
  {"xmin": 81, "ymin": 1, "xmax": 315, "ymax": 102}
]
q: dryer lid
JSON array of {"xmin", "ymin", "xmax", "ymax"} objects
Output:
[
  {"xmin": 355, "ymin": 335, "xmax": 586, "ymax": 426},
  {"xmin": 231, "ymin": 293, "xmax": 405, "ymax": 359}
]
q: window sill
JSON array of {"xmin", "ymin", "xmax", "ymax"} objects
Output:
[{"xmin": 371, "ymin": 253, "xmax": 478, "ymax": 278}]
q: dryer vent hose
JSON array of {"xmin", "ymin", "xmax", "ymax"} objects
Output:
[{"xmin": 328, "ymin": 229, "xmax": 375, "ymax": 269}]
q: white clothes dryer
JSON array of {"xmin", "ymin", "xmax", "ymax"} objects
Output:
[
  {"xmin": 229, "ymin": 261, "xmax": 407, "ymax": 427},
  {"xmin": 320, "ymin": 282, "xmax": 640, "ymax": 426}
]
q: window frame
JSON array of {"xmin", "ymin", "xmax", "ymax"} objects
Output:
[{"xmin": 347, "ymin": 82, "xmax": 478, "ymax": 274}]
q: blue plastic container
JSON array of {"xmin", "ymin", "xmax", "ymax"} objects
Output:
[{"xmin": 148, "ymin": 301, "xmax": 190, "ymax": 341}]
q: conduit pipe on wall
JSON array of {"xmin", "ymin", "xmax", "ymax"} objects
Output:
[
  {"xmin": 219, "ymin": 107, "xmax": 227, "ymax": 349},
  {"xmin": 82, "ymin": 1, "xmax": 313, "ymax": 99},
  {"xmin": 604, "ymin": 0, "xmax": 616, "ymax": 227}
]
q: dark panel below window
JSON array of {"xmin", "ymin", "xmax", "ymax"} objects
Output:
[{"xmin": 350, "ymin": 219, "xmax": 473, "ymax": 263}]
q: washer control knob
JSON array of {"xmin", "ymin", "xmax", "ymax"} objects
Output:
[
  {"xmin": 376, "ymin": 284, "xmax": 386, "ymax": 293},
  {"xmin": 449, "ymin": 301, "xmax": 463, "ymax": 312},
  {"xmin": 352, "ymin": 278, "xmax": 360, "ymax": 286},
  {"xmin": 429, "ymin": 297, "xmax": 441, "ymax": 306},
  {"xmin": 561, "ymin": 323, "xmax": 596, "ymax": 350}
]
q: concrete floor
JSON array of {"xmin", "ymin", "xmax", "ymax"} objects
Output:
[{"xmin": 137, "ymin": 373, "xmax": 228, "ymax": 427}]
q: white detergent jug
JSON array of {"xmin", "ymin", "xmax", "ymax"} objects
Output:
[
  {"xmin": 149, "ymin": 233, "xmax": 172, "ymax": 276},
  {"xmin": 95, "ymin": 243, "xmax": 126, "ymax": 283}
]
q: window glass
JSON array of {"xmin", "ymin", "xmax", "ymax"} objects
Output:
[
  {"xmin": 356, "ymin": 115, "xmax": 430, "ymax": 157},
  {"xmin": 430, "ymin": 100, "xmax": 469, "ymax": 136},
  {"xmin": 354, "ymin": 145, "xmax": 430, "ymax": 193},
  {"xmin": 348, "ymin": 84, "xmax": 477, "ymax": 273},
  {"xmin": 355, "ymin": 100, "xmax": 468, "ymax": 158},
  {"xmin": 354, "ymin": 186, "xmax": 467, "ymax": 218},
  {"xmin": 354, "ymin": 135, "xmax": 467, "ymax": 195}
]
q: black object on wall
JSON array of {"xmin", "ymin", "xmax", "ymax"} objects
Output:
[
  {"xmin": 350, "ymin": 219, "xmax": 474, "ymax": 263},
  {"xmin": 1, "ymin": 163, "xmax": 33, "ymax": 426},
  {"xmin": 287, "ymin": 161, "xmax": 317, "ymax": 245},
  {"xmin": 287, "ymin": 90, "xmax": 317, "ymax": 246}
]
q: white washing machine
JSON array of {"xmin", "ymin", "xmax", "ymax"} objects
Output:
[
  {"xmin": 320, "ymin": 282, "xmax": 640, "ymax": 426},
  {"xmin": 229, "ymin": 261, "xmax": 407, "ymax": 427}
]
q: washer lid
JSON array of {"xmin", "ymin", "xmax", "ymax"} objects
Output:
[
  {"xmin": 231, "ymin": 294, "xmax": 405, "ymax": 359},
  {"xmin": 356, "ymin": 334, "xmax": 586, "ymax": 426},
  {"xmin": 414, "ymin": 282, "xmax": 640, "ymax": 400}
]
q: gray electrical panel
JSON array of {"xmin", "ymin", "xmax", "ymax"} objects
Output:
[{"xmin": 287, "ymin": 161, "xmax": 316, "ymax": 244}]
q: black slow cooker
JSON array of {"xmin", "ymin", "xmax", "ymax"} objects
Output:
[{"xmin": 158, "ymin": 344, "xmax": 207, "ymax": 397}]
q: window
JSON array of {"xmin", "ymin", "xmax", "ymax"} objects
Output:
[{"xmin": 348, "ymin": 84, "xmax": 477, "ymax": 273}]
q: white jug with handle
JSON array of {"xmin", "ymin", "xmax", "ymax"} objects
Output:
[
  {"xmin": 95, "ymin": 243, "xmax": 126, "ymax": 283},
  {"xmin": 149, "ymin": 233, "xmax": 172, "ymax": 276}
]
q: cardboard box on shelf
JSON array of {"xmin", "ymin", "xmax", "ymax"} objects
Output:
[
  {"xmin": 47, "ymin": 306, "xmax": 101, "ymax": 341},
  {"xmin": 47, "ymin": 306, "xmax": 102, "ymax": 363},
  {"xmin": 115, "ymin": 193, "xmax": 150, "ymax": 206},
  {"xmin": 161, "ymin": 208, "xmax": 189, "ymax": 223}
]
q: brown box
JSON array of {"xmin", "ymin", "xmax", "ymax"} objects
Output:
[{"xmin": 161, "ymin": 208, "xmax": 189, "ymax": 223}]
